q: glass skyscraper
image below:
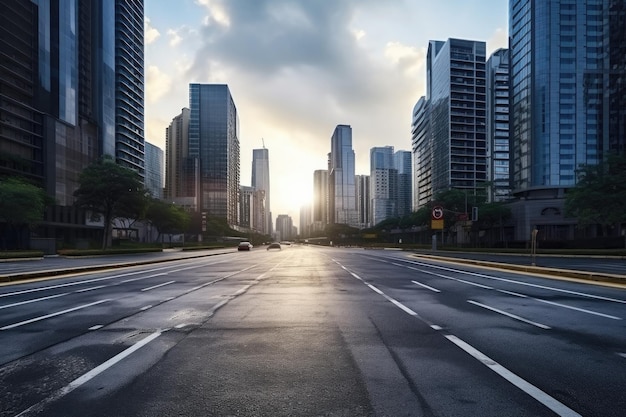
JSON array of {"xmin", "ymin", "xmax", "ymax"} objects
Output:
[
  {"xmin": 189, "ymin": 84, "xmax": 240, "ymax": 226},
  {"xmin": 252, "ymin": 147, "xmax": 271, "ymax": 234},
  {"xmin": 328, "ymin": 125, "xmax": 357, "ymax": 227},
  {"xmin": 370, "ymin": 146, "xmax": 397, "ymax": 226},
  {"xmin": 509, "ymin": 0, "xmax": 626, "ymax": 240}
]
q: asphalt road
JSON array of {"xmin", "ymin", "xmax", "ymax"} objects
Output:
[{"xmin": 0, "ymin": 246, "xmax": 625, "ymax": 416}]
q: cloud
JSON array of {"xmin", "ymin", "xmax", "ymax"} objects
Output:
[
  {"xmin": 167, "ymin": 29, "xmax": 183, "ymax": 47},
  {"xmin": 487, "ymin": 27, "xmax": 509, "ymax": 56},
  {"xmin": 145, "ymin": 65, "xmax": 172, "ymax": 103},
  {"xmin": 144, "ymin": 17, "xmax": 160, "ymax": 44}
]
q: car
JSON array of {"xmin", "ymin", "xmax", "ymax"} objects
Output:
[
  {"xmin": 267, "ymin": 242, "xmax": 281, "ymax": 250},
  {"xmin": 237, "ymin": 241, "xmax": 253, "ymax": 251}
]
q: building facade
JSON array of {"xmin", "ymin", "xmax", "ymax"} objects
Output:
[
  {"xmin": 328, "ymin": 125, "xmax": 357, "ymax": 227},
  {"xmin": 189, "ymin": 84, "xmax": 240, "ymax": 226},
  {"xmin": 486, "ymin": 48, "xmax": 511, "ymax": 202},
  {"xmin": 275, "ymin": 214, "xmax": 294, "ymax": 241},
  {"xmin": 428, "ymin": 38, "xmax": 487, "ymax": 197},
  {"xmin": 312, "ymin": 169, "xmax": 328, "ymax": 233},
  {"xmin": 144, "ymin": 141, "xmax": 163, "ymax": 199},
  {"xmin": 395, "ymin": 150, "xmax": 412, "ymax": 218},
  {"xmin": 355, "ymin": 175, "xmax": 370, "ymax": 229},
  {"xmin": 251, "ymin": 147, "xmax": 271, "ymax": 234},
  {"xmin": 411, "ymin": 96, "xmax": 432, "ymax": 210},
  {"xmin": 370, "ymin": 146, "xmax": 397, "ymax": 226},
  {"xmin": 509, "ymin": 0, "xmax": 626, "ymax": 240}
]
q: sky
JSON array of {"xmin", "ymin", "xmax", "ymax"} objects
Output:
[{"xmin": 144, "ymin": 0, "xmax": 509, "ymax": 226}]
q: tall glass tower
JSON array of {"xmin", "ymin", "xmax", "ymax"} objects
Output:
[
  {"xmin": 328, "ymin": 125, "xmax": 357, "ymax": 227},
  {"xmin": 252, "ymin": 147, "xmax": 271, "ymax": 234},
  {"xmin": 114, "ymin": 0, "xmax": 144, "ymax": 177},
  {"xmin": 189, "ymin": 84, "xmax": 240, "ymax": 226},
  {"xmin": 510, "ymin": 0, "xmax": 626, "ymax": 193},
  {"xmin": 509, "ymin": 0, "xmax": 626, "ymax": 240},
  {"xmin": 370, "ymin": 146, "xmax": 397, "ymax": 226}
]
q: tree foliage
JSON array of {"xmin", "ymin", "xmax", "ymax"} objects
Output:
[
  {"xmin": 0, "ymin": 177, "xmax": 49, "ymax": 227},
  {"xmin": 145, "ymin": 200, "xmax": 190, "ymax": 241},
  {"xmin": 564, "ymin": 153, "xmax": 626, "ymax": 234},
  {"xmin": 73, "ymin": 156, "xmax": 146, "ymax": 249}
]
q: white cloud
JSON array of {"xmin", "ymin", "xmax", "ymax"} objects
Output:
[
  {"xmin": 145, "ymin": 65, "xmax": 172, "ymax": 104},
  {"xmin": 384, "ymin": 41, "xmax": 425, "ymax": 77},
  {"xmin": 167, "ymin": 29, "xmax": 183, "ymax": 47},
  {"xmin": 144, "ymin": 17, "xmax": 160, "ymax": 45},
  {"xmin": 487, "ymin": 27, "xmax": 509, "ymax": 56}
]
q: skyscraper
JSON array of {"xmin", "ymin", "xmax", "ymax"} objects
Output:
[
  {"xmin": 312, "ymin": 169, "xmax": 328, "ymax": 232},
  {"xmin": 328, "ymin": 125, "xmax": 357, "ymax": 227},
  {"xmin": 189, "ymin": 84, "xmax": 240, "ymax": 226},
  {"xmin": 428, "ymin": 38, "xmax": 487, "ymax": 196},
  {"xmin": 144, "ymin": 141, "xmax": 163, "ymax": 199},
  {"xmin": 114, "ymin": 0, "xmax": 145, "ymax": 177},
  {"xmin": 486, "ymin": 48, "xmax": 511, "ymax": 203},
  {"xmin": 509, "ymin": 0, "xmax": 626, "ymax": 240},
  {"xmin": 252, "ymin": 147, "xmax": 271, "ymax": 234},
  {"xmin": 394, "ymin": 150, "xmax": 412, "ymax": 218},
  {"xmin": 370, "ymin": 146, "xmax": 397, "ymax": 226},
  {"xmin": 411, "ymin": 97, "xmax": 432, "ymax": 210},
  {"xmin": 355, "ymin": 175, "xmax": 370, "ymax": 228}
]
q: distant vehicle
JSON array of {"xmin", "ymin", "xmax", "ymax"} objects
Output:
[
  {"xmin": 267, "ymin": 242, "xmax": 281, "ymax": 250},
  {"xmin": 238, "ymin": 241, "xmax": 253, "ymax": 251},
  {"xmin": 280, "ymin": 241, "xmax": 292, "ymax": 246}
]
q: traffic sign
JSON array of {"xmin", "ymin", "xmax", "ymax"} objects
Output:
[{"xmin": 432, "ymin": 206, "xmax": 444, "ymax": 220}]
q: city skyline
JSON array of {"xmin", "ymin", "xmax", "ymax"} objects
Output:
[{"xmin": 144, "ymin": 0, "xmax": 509, "ymax": 222}]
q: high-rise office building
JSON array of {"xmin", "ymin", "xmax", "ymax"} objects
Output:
[
  {"xmin": 428, "ymin": 38, "xmax": 487, "ymax": 196},
  {"xmin": 370, "ymin": 146, "xmax": 397, "ymax": 226},
  {"xmin": 275, "ymin": 214, "xmax": 294, "ymax": 241},
  {"xmin": 312, "ymin": 169, "xmax": 328, "ymax": 232},
  {"xmin": 114, "ymin": 0, "xmax": 145, "ymax": 177},
  {"xmin": 0, "ymin": 0, "xmax": 145, "ymax": 247},
  {"xmin": 144, "ymin": 141, "xmax": 163, "ymax": 199},
  {"xmin": 299, "ymin": 204, "xmax": 312, "ymax": 238},
  {"xmin": 252, "ymin": 147, "xmax": 271, "ymax": 234},
  {"xmin": 189, "ymin": 84, "xmax": 240, "ymax": 226},
  {"xmin": 239, "ymin": 185, "xmax": 254, "ymax": 229},
  {"xmin": 355, "ymin": 175, "xmax": 370, "ymax": 228},
  {"xmin": 395, "ymin": 150, "xmax": 412, "ymax": 218},
  {"xmin": 165, "ymin": 108, "xmax": 190, "ymax": 201},
  {"xmin": 411, "ymin": 97, "xmax": 432, "ymax": 210},
  {"xmin": 509, "ymin": 0, "xmax": 626, "ymax": 240},
  {"xmin": 328, "ymin": 125, "xmax": 357, "ymax": 227},
  {"xmin": 486, "ymin": 48, "xmax": 511, "ymax": 203}
]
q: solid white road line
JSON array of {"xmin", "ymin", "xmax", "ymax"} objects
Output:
[
  {"xmin": 467, "ymin": 300, "xmax": 551, "ymax": 329},
  {"xmin": 0, "ymin": 292, "xmax": 70, "ymax": 310},
  {"xmin": 0, "ymin": 299, "xmax": 111, "ymax": 330},
  {"xmin": 76, "ymin": 285, "xmax": 106, "ymax": 293},
  {"xmin": 88, "ymin": 325, "xmax": 103, "ymax": 330},
  {"xmin": 445, "ymin": 335, "xmax": 582, "ymax": 417},
  {"xmin": 141, "ymin": 280, "xmax": 176, "ymax": 292},
  {"xmin": 411, "ymin": 280, "xmax": 441, "ymax": 293}
]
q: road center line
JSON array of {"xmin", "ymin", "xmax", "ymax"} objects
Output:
[
  {"xmin": 444, "ymin": 334, "xmax": 582, "ymax": 417},
  {"xmin": 0, "ymin": 299, "xmax": 111, "ymax": 330},
  {"xmin": 467, "ymin": 300, "xmax": 551, "ymax": 329},
  {"xmin": 0, "ymin": 292, "xmax": 70, "ymax": 310}
]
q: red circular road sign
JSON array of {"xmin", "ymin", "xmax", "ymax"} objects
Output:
[{"xmin": 432, "ymin": 206, "xmax": 444, "ymax": 220}]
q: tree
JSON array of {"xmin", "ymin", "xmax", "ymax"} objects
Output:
[
  {"xmin": 0, "ymin": 178, "xmax": 51, "ymax": 249},
  {"xmin": 564, "ymin": 153, "xmax": 626, "ymax": 236},
  {"xmin": 145, "ymin": 200, "xmax": 190, "ymax": 242},
  {"xmin": 73, "ymin": 157, "xmax": 145, "ymax": 249}
]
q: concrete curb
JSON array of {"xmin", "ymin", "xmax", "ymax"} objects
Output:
[{"xmin": 410, "ymin": 253, "xmax": 626, "ymax": 286}]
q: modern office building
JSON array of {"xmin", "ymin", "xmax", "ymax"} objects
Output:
[
  {"xmin": 252, "ymin": 147, "xmax": 271, "ymax": 234},
  {"xmin": 189, "ymin": 84, "xmax": 240, "ymax": 226},
  {"xmin": 114, "ymin": 0, "xmax": 145, "ymax": 177},
  {"xmin": 509, "ymin": 0, "xmax": 626, "ymax": 240},
  {"xmin": 239, "ymin": 185, "xmax": 254, "ymax": 230},
  {"xmin": 164, "ymin": 108, "xmax": 191, "ymax": 201},
  {"xmin": 0, "ymin": 0, "xmax": 145, "ymax": 248},
  {"xmin": 370, "ymin": 146, "xmax": 397, "ymax": 226},
  {"xmin": 312, "ymin": 169, "xmax": 328, "ymax": 233},
  {"xmin": 486, "ymin": 48, "xmax": 511, "ymax": 202},
  {"xmin": 411, "ymin": 96, "xmax": 433, "ymax": 210},
  {"xmin": 355, "ymin": 175, "xmax": 371, "ymax": 229},
  {"xmin": 427, "ymin": 38, "xmax": 487, "ymax": 197},
  {"xmin": 299, "ymin": 204, "xmax": 312, "ymax": 238},
  {"xmin": 328, "ymin": 125, "xmax": 357, "ymax": 227},
  {"xmin": 395, "ymin": 150, "xmax": 412, "ymax": 218},
  {"xmin": 275, "ymin": 214, "xmax": 294, "ymax": 241},
  {"xmin": 144, "ymin": 141, "xmax": 163, "ymax": 199}
]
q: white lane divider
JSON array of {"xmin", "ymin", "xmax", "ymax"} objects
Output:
[
  {"xmin": 16, "ymin": 331, "xmax": 162, "ymax": 417},
  {"xmin": 444, "ymin": 335, "xmax": 582, "ymax": 417},
  {"xmin": 0, "ymin": 292, "xmax": 70, "ymax": 310},
  {"xmin": 0, "ymin": 299, "xmax": 111, "ymax": 330},
  {"xmin": 467, "ymin": 300, "xmax": 551, "ymax": 329},
  {"xmin": 411, "ymin": 280, "xmax": 441, "ymax": 293},
  {"xmin": 141, "ymin": 280, "xmax": 176, "ymax": 292}
]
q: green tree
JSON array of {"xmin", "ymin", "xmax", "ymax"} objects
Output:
[
  {"xmin": 73, "ymin": 156, "xmax": 145, "ymax": 249},
  {"xmin": 0, "ymin": 178, "xmax": 51, "ymax": 249},
  {"xmin": 145, "ymin": 200, "xmax": 190, "ymax": 243},
  {"xmin": 564, "ymin": 153, "xmax": 626, "ymax": 236}
]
